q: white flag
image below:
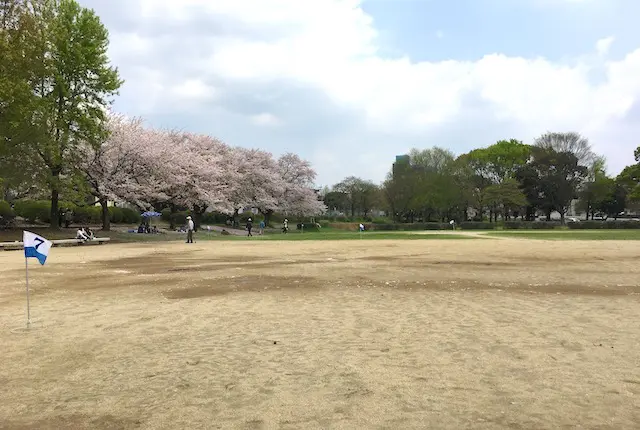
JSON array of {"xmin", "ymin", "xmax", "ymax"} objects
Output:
[{"xmin": 23, "ymin": 231, "xmax": 52, "ymax": 265}]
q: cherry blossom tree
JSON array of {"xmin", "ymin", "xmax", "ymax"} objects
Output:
[
  {"xmin": 276, "ymin": 153, "xmax": 326, "ymax": 220},
  {"xmin": 80, "ymin": 114, "xmax": 324, "ymax": 231},
  {"xmin": 79, "ymin": 113, "xmax": 157, "ymax": 230},
  {"xmin": 169, "ymin": 132, "xmax": 234, "ymax": 226},
  {"xmin": 226, "ymin": 147, "xmax": 282, "ymax": 226}
]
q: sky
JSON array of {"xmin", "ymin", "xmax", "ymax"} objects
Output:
[{"xmin": 79, "ymin": 0, "xmax": 640, "ymax": 187}]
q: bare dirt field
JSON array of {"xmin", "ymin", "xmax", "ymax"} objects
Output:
[{"xmin": 1, "ymin": 237, "xmax": 639, "ymax": 429}]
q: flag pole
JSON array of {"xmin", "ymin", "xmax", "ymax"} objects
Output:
[{"xmin": 25, "ymin": 256, "xmax": 31, "ymax": 327}]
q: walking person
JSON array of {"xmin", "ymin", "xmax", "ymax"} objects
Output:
[
  {"xmin": 259, "ymin": 220, "xmax": 265, "ymax": 235},
  {"xmin": 282, "ymin": 218, "xmax": 288, "ymax": 234},
  {"xmin": 186, "ymin": 216, "xmax": 195, "ymax": 243},
  {"xmin": 246, "ymin": 218, "xmax": 253, "ymax": 236}
]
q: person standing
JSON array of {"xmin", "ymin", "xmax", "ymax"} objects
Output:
[
  {"xmin": 186, "ymin": 216, "xmax": 195, "ymax": 243},
  {"xmin": 259, "ymin": 220, "xmax": 265, "ymax": 235},
  {"xmin": 282, "ymin": 218, "xmax": 288, "ymax": 233},
  {"xmin": 246, "ymin": 218, "xmax": 253, "ymax": 236}
]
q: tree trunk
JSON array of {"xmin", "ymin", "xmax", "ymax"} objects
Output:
[
  {"xmin": 50, "ymin": 179, "xmax": 60, "ymax": 230},
  {"xmin": 262, "ymin": 209, "xmax": 273, "ymax": 227},
  {"xmin": 100, "ymin": 197, "xmax": 110, "ymax": 231},
  {"xmin": 169, "ymin": 204, "xmax": 176, "ymax": 230}
]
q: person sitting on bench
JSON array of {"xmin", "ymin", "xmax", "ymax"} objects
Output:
[
  {"xmin": 76, "ymin": 227, "xmax": 89, "ymax": 242},
  {"xmin": 85, "ymin": 227, "xmax": 95, "ymax": 240}
]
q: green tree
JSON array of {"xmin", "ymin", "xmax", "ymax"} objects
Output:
[
  {"xmin": 528, "ymin": 147, "xmax": 587, "ymax": 223},
  {"xmin": 616, "ymin": 145, "xmax": 640, "ymax": 210},
  {"xmin": 333, "ymin": 176, "xmax": 379, "ymax": 218},
  {"xmin": 534, "ymin": 131, "xmax": 596, "ymax": 167},
  {"xmin": 578, "ymin": 157, "xmax": 611, "ymax": 219},
  {"xmin": 1, "ymin": 0, "xmax": 50, "ymax": 196},
  {"xmin": 11, "ymin": 0, "xmax": 123, "ymax": 228},
  {"xmin": 462, "ymin": 140, "xmax": 530, "ymax": 221},
  {"xmin": 485, "ymin": 179, "xmax": 527, "ymax": 220},
  {"xmin": 323, "ymin": 190, "xmax": 349, "ymax": 214}
]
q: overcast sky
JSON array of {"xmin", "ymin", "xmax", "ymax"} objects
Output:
[{"xmin": 79, "ymin": 0, "xmax": 640, "ymax": 187}]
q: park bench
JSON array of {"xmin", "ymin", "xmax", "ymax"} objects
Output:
[{"xmin": 0, "ymin": 237, "xmax": 110, "ymax": 251}]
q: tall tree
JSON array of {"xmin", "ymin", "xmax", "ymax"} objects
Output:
[
  {"xmin": 276, "ymin": 153, "xmax": 325, "ymax": 220},
  {"xmin": 29, "ymin": 0, "xmax": 122, "ymax": 228},
  {"xmin": 528, "ymin": 147, "xmax": 587, "ymax": 223},
  {"xmin": 534, "ymin": 131, "xmax": 596, "ymax": 167},
  {"xmin": 1, "ymin": 0, "xmax": 49, "ymax": 198},
  {"xmin": 463, "ymin": 140, "xmax": 531, "ymax": 221},
  {"xmin": 616, "ymin": 145, "xmax": 640, "ymax": 211},
  {"xmin": 333, "ymin": 176, "xmax": 377, "ymax": 218},
  {"xmin": 578, "ymin": 157, "xmax": 611, "ymax": 220}
]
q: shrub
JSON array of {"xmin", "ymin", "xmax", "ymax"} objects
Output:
[
  {"xmin": 531, "ymin": 221, "xmax": 562, "ymax": 229},
  {"xmin": 170, "ymin": 211, "xmax": 189, "ymax": 227},
  {"xmin": 161, "ymin": 209, "xmax": 171, "ymax": 222},
  {"xmin": 121, "ymin": 208, "xmax": 141, "ymax": 224},
  {"xmin": 109, "ymin": 207, "xmax": 124, "ymax": 224},
  {"xmin": 73, "ymin": 206, "xmax": 101, "ymax": 224},
  {"xmin": 201, "ymin": 211, "xmax": 227, "ymax": 224},
  {"xmin": 0, "ymin": 200, "xmax": 15, "ymax": 229},
  {"xmin": 297, "ymin": 222, "xmax": 321, "ymax": 231},
  {"xmin": 567, "ymin": 220, "xmax": 640, "ymax": 229},
  {"xmin": 459, "ymin": 222, "xmax": 495, "ymax": 230},
  {"xmin": 14, "ymin": 200, "xmax": 50, "ymax": 223}
]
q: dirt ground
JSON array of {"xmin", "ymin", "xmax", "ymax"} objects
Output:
[{"xmin": 1, "ymin": 237, "xmax": 639, "ymax": 429}]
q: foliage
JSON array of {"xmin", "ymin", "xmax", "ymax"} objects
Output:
[
  {"xmin": 332, "ymin": 176, "xmax": 380, "ymax": 218},
  {"xmin": 0, "ymin": 200, "xmax": 16, "ymax": 228},
  {"xmin": 13, "ymin": 200, "xmax": 51, "ymax": 223},
  {"xmin": 459, "ymin": 222, "xmax": 496, "ymax": 230},
  {"xmin": 566, "ymin": 220, "xmax": 640, "ymax": 229},
  {"xmin": 1, "ymin": 0, "xmax": 123, "ymax": 229},
  {"xmin": 534, "ymin": 131, "xmax": 596, "ymax": 166},
  {"xmin": 503, "ymin": 221, "xmax": 562, "ymax": 229}
]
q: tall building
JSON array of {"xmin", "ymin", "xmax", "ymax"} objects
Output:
[{"xmin": 392, "ymin": 154, "xmax": 410, "ymax": 178}]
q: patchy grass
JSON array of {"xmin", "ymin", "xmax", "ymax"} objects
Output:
[
  {"xmin": 201, "ymin": 231, "xmax": 479, "ymax": 241},
  {"xmin": 485, "ymin": 230, "xmax": 640, "ymax": 240},
  {"xmin": 0, "ymin": 227, "xmax": 477, "ymax": 244}
]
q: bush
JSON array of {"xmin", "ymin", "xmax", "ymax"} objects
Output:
[
  {"xmin": 201, "ymin": 211, "xmax": 227, "ymax": 225},
  {"xmin": 0, "ymin": 200, "xmax": 15, "ymax": 229},
  {"xmin": 14, "ymin": 200, "xmax": 51, "ymax": 223},
  {"xmin": 532, "ymin": 221, "xmax": 562, "ymax": 229},
  {"xmin": 326, "ymin": 222, "xmax": 450, "ymax": 231},
  {"xmin": 459, "ymin": 222, "xmax": 496, "ymax": 230},
  {"xmin": 109, "ymin": 207, "xmax": 124, "ymax": 224},
  {"xmin": 297, "ymin": 222, "xmax": 321, "ymax": 231},
  {"xmin": 171, "ymin": 211, "xmax": 189, "ymax": 227},
  {"xmin": 161, "ymin": 209, "xmax": 171, "ymax": 223},
  {"xmin": 567, "ymin": 220, "xmax": 640, "ymax": 229},
  {"xmin": 121, "ymin": 207, "xmax": 141, "ymax": 224},
  {"xmin": 73, "ymin": 206, "xmax": 101, "ymax": 224}
]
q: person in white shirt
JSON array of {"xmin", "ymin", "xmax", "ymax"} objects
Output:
[
  {"xmin": 186, "ymin": 216, "xmax": 195, "ymax": 243},
  {"xmin": 359, "ymin": 223, "xmax": 365, "ymax": 232},
  {"xmin": 76, "ymin": 228, "xmax": 89, "ymax": 241}
]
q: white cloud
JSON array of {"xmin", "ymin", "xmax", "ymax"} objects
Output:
[
  {"xmin": 89, "ymin": 0, "xmax": 640, "ymax": 184},
  {"xmin": 250, "ymin": 113, "xmax": 283, "ymax": 127},
  {"xmin": 595, "ymin": 36, "xmax": 614, "ymax": 56}
]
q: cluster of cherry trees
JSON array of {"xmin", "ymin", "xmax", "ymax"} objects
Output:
[{"xmin": 80, "ymin": 114, "xmax": 325, "ymax": 230}]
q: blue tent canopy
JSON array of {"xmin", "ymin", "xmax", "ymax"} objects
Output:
[{"xmin": 141, "ymin": 211, "xmax": 162, "ymax": 218}]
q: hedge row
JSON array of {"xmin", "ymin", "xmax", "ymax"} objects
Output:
[
  {"xmin": 324, "ymin": 220, "xmax": 640, "ymax": 231},
  {"xmin": 503, "ymin": 221, "xmax": 562, "ymax": 230},
  {"xmin": 567, "ymin": 220, "xmax": 640, "ymax": 229},
  {"xmin": 0, "ymin": 200, "xmax": 16, "ymax": 229},
  {"xmin": 12, "ymin": 200, "xmax": 141, "ymax": 225},
  {"xmin": 327, "ymin": 222, "xmax": 454, "ymax": 231}
]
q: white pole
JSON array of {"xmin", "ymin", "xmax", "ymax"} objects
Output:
[{"xmin": 25, "ymin": 257, "xmax": 31, "ymax": 327}]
